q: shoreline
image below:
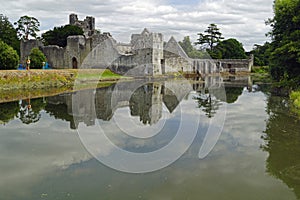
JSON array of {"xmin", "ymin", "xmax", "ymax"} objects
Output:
[{"xmin": 0, "ymin": 69, "xmax": 257, "ymax": 103}]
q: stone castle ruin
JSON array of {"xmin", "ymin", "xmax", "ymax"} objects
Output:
[{"xmin": 21, "ymin": 14, "xmax": 253, "ymax": 76}]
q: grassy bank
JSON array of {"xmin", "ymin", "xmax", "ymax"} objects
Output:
[
  {"xmin": 0, "ymin": 69, "xmax": 123, "ymax": 91},
  {"xmin": 290, "ymin": 90, "xmax": 300, "ymax": 116}
]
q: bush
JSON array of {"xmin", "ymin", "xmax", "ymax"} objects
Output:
[
  {"xmin": 29, "ymin": 48, "xmax": 46, "ymax": 69},
  {"xmin": 290, "ymin": 90, "xmax": 300, "ymax": 116},
  {"xmin": 0, "ymin": 40, "xmax": 19, "ymax": 70}
]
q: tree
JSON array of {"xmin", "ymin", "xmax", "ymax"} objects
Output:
[
  {"xmin": 0, "ymin": 40, "xmax": 19, "ymax": 70},
  {"xmin": 179, "ymin": 36, "xmax": 208, "ymax": 59},
  {"xmin": 213, "ymin": 38, "xmax": 247, "ymax": 59},
  {"xmin": 29, "ymin": 48, "xmax": 46, "ymax": 69},
  {"xmin": 267, "ymin": 0, "xmax": 300, "ymax": 83},
  {"xmin": 42, "ymin": 25, "xmax": 84, "ymax": 47},
  {"xmin": 179, "ymin": 36, "xmax": 193, "ymax": 55},
  {"xmin": 14, "ymin": 16, "xmax": 40, "ymax": 40},
  {"xmin": 249, "ymin": 42, "xmax": 271, "ymax": 66},
  {"xmin": 0, "ymin": 14, "xmax": 20, "ymax": 53},
  {"xmin": 195, "ymin": 24, "xmax": 224, "ymax": 51}
]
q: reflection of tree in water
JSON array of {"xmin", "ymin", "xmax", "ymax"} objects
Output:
[
  {"xmin": 225, "ymin": 87, "xmax": 243, "ymax": 103},
  {"xmin": 262, "ymin": 95, "xmax": 300, "ymax": 199},
  {"xmin": 18, "ymin": 98, "xmax": 46, "ymax": 124},
  {"xmin": 194, "ymin": 89, "xmax": 222, "ymax": 118},
  {"xmin": 44, "ymin": 102, "xmax": 77, "ymax": 129},
  {"xmin": 0, "ymin": 102, "xmax": 19, "ymax": 124}
]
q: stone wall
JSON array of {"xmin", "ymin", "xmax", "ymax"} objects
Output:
[
  {"xmin": 42, "ymin": 45, "xmax": 65, "ymax": 68},
  {"xmin": 19, "ymin": 13, "xmax": 253, "ymax": 75},
  {"xmin": 20, "ymin": 39, "xmax": 43, "ymax": 66}
]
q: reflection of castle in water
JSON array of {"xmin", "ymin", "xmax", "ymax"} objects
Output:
[{"xmin": 46, "ymin": 76, "xmax": 251, "ymax": 129}]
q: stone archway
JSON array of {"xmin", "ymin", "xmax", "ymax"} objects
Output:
[{"xmin": 72, "ymin": 57, "xmax": 78, "ymax": 69}]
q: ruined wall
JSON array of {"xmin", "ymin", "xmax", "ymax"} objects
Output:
[
  {"xmin": 69, "ymin": 14, "xmax": 95, "ymax": 37},
  {"xmin": 112, "ymin": 49, "xmax": 154, "ymax": 76},
  {"xmin": 192, "ymin": 59, "xmax": 218, "ymax": 74},
  {"xmin": 164, "ymin": 51, "xmax": 192, "ymax": 73},
  {"xmin": 216, "ymin": 58, "xmax": 253, "ymax": 72},
  {"xmin": 66, "ymin": 36, "xmax": 91, "ymax": 69},
  {"xmin": 163, "ymin": 36, "xmax": 191, "ymax": 73},
  {"xmin": 20, "ymin": 40, "xmax": 43, "ymax": 65},
  {"xmin": 42, "ymin": 46, "xmax": 65, "ymax": 69},
  {"xmin": 130, "ymin": 29, "xmax": 163, "ymax": 75},
  {"xmin": 81, "ymin": 37, "xmax": 120, "ymax": 69}
]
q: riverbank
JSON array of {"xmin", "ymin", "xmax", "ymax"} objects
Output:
[{"xmin": 0, "ymin": 69, "xmax": 123, "ymax": 91}]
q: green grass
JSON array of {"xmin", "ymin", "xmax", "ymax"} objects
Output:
[
  {"xmin": 290, "ymin": 90, "xmax": 300, "ymax": 116},
  {"xmin": 76, "ymin": 69, "xmax": 121, "ymax": 79},
  {"xmin": 0, "ymin": 69, "xmax": 124, "ymax": 91}
]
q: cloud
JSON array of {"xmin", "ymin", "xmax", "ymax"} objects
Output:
[{"xmin": 0, "ymin": 0, "xmax": 273, "ymax": 51}]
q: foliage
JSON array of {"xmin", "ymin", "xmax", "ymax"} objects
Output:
[
  {"xmin": 0, "ymin": 101, "xmax": 19, "ymax": 124},
  {"xmin": 195, "ymin": 24, "xmax": 224, "ymax": 51},
  {"xmin": 290, "ymin": 90, "xmax": 300, "ymax": 116},
  {"xmin": 18, "ymin": 98, "xmax": 46, "ymax": 124},
  {"xmin": 0, "ymin": 40, "xmax": 19, "ymax": 70},
  {"xmin": 225, "ymin": 87, "xmax": 244, "ymax": 103},
  {"xmin": 211, "ymin": 38, "xmax": 247, "ymax": 59},
  {"xmin": 251, "ymin": 66, "xmax": 270, "ymax": 74},
  {"xmin": 178, "ymin": 36, "xmax": 208, "ymax": 59},
  {"xmin": 194, "ymin": 91, "xmax": 222, "ymax": 118},
  {"xmin": 267, "ymin": 0, "xmax": 300, "ymax": 83},
  {"xmin": 263, "ymin": 94, "xmax": 300, "ymax": 198},
  {"xmin": 0, "ymin": 14, "xmax": 20, "ymax": 53},
  {"xmin": 14, "ymin": 16, "xmax": 40, "ymax": 40},
  {"xmin": 29, "ymin": 48, "xmax": 46, "ymax": 69},
  {"xmin": 249, "ymin": 42, "xmax": 271, "ymax": 66},
  {"xmin": 42, "ymin": 25, "xmax": 84, "ymax": 47}
]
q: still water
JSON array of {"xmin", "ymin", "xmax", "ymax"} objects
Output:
[{"xmin": 0, "ymin": 77, "xmax": 299, "ymax": 200}]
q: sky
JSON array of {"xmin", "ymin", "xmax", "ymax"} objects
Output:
[{"xmin": 0, "ymin": 0, "xmax": 274, "ymax": 51}]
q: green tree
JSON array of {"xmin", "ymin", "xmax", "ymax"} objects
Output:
[
  {"xmin": 179, "ymin": 36, "xmax": 208, "ymax": 59},
  {"xmin": 179, "ymin": 36, "xmax": 193, "ymax": 55},
  {"xmin": 29, "ymin": 48, "xmax": 46, "ymax": 69},
  {"xmin": 42, "ymin": 25, "xmax": 84, "ymax": 47},
  {"xmin": 249, "ymin": 42, "xmax": 271, "ymax": 66},
  {"xmin": 0, "ymin": 40, "xmax": 19, "ymax": 70},
  {"xmin": 267, "ymin": 0, "xmax": 300, "ymax": 83},
  {"xmin": 195, "ymin": 24, "xmax": 224, "ymax": 51},
  {"xmin": 213, "ymin": 38, "xmax": 247, "ymax": 59},
  {"xmin": 14, "ymin": 16, "xmax": 40, "ymax": 40},
  {"xmin": 0, "ymin": 14, "xmax": 20, "ymax": 53}
]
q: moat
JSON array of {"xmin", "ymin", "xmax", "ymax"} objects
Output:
[{"xmin": 0, "ymin": 77, "xmax": 299, "ymax": 200}]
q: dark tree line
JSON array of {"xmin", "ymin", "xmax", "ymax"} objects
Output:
[
  {"xmin": 267, "ymin": 0, "xmax": 300, "ymax": 84},
  {"xmin": 180, "ymin": 23, "xmax": 247, "ymax": 60}
]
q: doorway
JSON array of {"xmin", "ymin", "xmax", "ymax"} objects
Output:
[{"xmin": 72, "ymin": 57, "xmax": 78, "ymax": 69}]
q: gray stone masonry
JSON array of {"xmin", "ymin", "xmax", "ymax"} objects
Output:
[{"xmin": 20, "ymin": 14, "xmax": 253, "ymax": 75}]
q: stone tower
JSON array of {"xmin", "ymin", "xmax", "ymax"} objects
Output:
[
  {"xmin": 69, "ymin": 14, "xmax": 95, "ymax": 37},
  {"xmin": 130, "ymin": 28, "xmax": 164, "ymax": 75}
]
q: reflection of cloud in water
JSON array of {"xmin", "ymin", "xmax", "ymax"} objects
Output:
[{"xmin": 0, "ymin": 112, "xmax": 92, "ymax": 197}]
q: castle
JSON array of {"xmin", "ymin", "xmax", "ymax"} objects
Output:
[{"xmin": 20, "ymin": 14, "xmax": 253, "ymax": 76}]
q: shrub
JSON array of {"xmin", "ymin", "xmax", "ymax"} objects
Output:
[
  {"xmin": 0, "ymin": 40, "xmax": 19, "ymax": 70},
  {"xmin": 29, "ymin": 48, "xmax": 46, "ymax": 69}
]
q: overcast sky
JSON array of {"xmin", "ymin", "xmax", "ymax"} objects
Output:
[{"xmin": 0, "ymin": 0, "xmax": 274, "ymax": 51}]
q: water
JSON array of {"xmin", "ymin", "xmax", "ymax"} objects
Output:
[{"xmin": 0, "ymin": 77, "xmax": 299, "ymax": 200}]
